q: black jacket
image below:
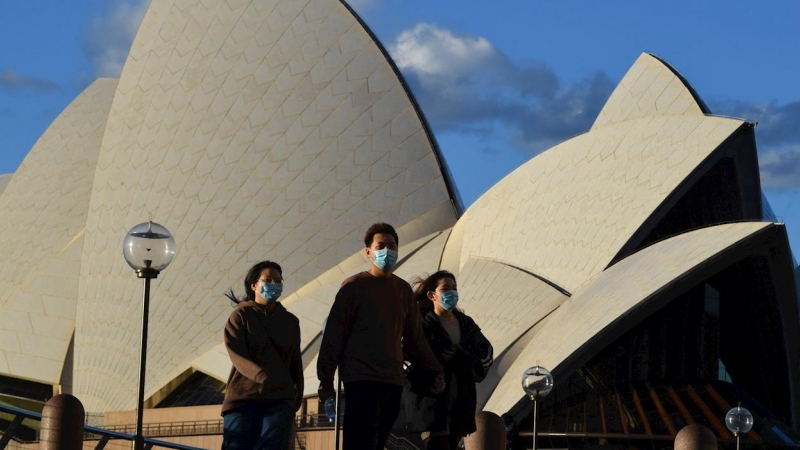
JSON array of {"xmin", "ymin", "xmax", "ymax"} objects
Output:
[{"xmin": 403, "ymin": 310, "xmax": 492, "ymax": 437}]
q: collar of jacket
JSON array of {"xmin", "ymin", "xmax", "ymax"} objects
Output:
[
  {"xmin": 423, "ymin": 309, "xmax": 462, "ymax": 328},
  {"xmin": 241, "ymin": 300, "xmax": 287, "ymax": 316}
]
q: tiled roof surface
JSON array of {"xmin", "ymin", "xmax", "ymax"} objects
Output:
[
  {"xmin": 593, "ymin": 53, "xmax": 706, "ymax": 129},
  {"xmin": 455, "ymin": 115, "xmax": 742, "ymax": 293},
  {"xmin": 0, "ymin": 79, "xmax": 117, "ymax": 384},
  {"xmin": 72, "ymin": 0, "xmax": 457, "ymax": 411},
  {"xmin": 485, "ymin": 222, "xmax": 771, "ymax": 413},
  {"xmin": 0, "ymin": 174, "xmax": 13, "ymax": 196}
]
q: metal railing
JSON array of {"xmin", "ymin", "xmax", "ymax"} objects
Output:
[
  {"xmin": 295, "ymin": 414, "xmax": 340, "ymax": 430},
  {"xmin": 0, "ymin": 403, "xmax": 204, "ymax": 450},
  {"xmin": 104, "ymin": 419, "xmax": 223, "ymax": 438}
]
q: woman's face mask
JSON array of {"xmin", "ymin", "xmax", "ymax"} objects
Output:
[
  {"xmin": 438, "ymin": 290, "xmax": 459, "ymax": 311},
  {"xmin": 260, "ymin": 281, "xmax": 283, "ymax": 302}
]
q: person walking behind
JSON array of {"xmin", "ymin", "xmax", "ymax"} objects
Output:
[
  {"xmin": 404, "ymin": 270, "xmax": 494, "ymax": 450},
  {"xmin": 221, "ymin": 260, "xmax": 303, "ymax": 450},
  {"xmin": 317, "ymin": 222, "xmax": 444, "ymax": 450}
]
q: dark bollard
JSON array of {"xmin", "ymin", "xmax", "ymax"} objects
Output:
[
  {"xmin": 675, "ymin": 424, "xmax": 717, "ymax": 450},
  {"xmin": 464, "ymin": 411, "xmax": 507, "ymax": 450},
  {"xmin": 39, "ymin": 394, "xmax": 85, "ymax": 450}
]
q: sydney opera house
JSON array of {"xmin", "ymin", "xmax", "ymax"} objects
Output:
[{"xmin": 1, "ymin": 0, "xmax": 799, "ymax": 448}]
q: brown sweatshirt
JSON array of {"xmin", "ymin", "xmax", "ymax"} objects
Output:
[
  {"xmin": 317, "ymin": 272, "xmax": 442, "ymax": 387},
  {"xmin": 221, "ymin": 301, "xmax": 303, "ymax": 415}
]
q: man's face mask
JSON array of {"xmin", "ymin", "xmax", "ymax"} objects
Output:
[
  {"xmin": 372, "ymin": 248, "xmax": 398, "ymax": 271},
  {"xmin": 439, "ymin": 290, "xmax": 459, "ymax": 311},
  {"xmin": 260, "ymin": 282, "xmax": 283, "ymax": 302}
]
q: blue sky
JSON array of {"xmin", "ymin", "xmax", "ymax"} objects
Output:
[{"xmin": 1, "ymin": 0, "xmax": 798, "ymax": 259}]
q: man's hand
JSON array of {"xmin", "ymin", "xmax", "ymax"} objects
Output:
[
  {"xmin": 295, "ymin": 391, "xmax": 303, "ymax": 411},
  {"xmin": 318, "ymin": 380, "xmax": 335, "ymax": 403},
  {"xmin": 431, "ymin": 371, "xmax": 446, "ymax": 395},
  {"xmin": 293, "ymin": 384, "xmax": 304, "ymax": 411}
]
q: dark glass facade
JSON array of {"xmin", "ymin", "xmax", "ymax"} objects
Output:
[
  {"xmin": 155, "ymin": 371, "xmax": 225, "ymax": 408},
  {"xmin": 0, "ymin": 374, "xmax": 51, "ymax": 404}
]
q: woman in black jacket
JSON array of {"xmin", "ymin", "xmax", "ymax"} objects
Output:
[{"xmin": 403, "ymin": 270, "xmax": 494, "ymax": 450}]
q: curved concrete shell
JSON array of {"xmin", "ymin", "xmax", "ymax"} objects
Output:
[
  {"xmin": 484, "ymin": 221, "xmax": 783, "ymax": 413},
  {"xmin": 441, "ymin": 54, "xmax": 799, "ymax": 430},
  {"xmin": 454, "ymin": 257, "xmax": 568, "ymax": 410},
  {"xmin": 453, "ymin": 115, "xmax": 743, "ymax": 294},
  {"xmin": 446, "ymin": 54, "xmax": 762, "ymax": 296},
  {"xmin": 0, "ymin": 79, "xmax": 117, "ymax": 384},
  {"xmin": 73, "ymin": 0, "xmax": 458, "ymax": 411},
  {"xmin": 592, "ymin": 53, "xmax": 709, "ymax": 129},
  {"xmin": 0, "ymin": 173, "xmax": 12, "ymax": 195}
]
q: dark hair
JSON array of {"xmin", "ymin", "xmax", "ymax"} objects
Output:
[
  {"xmin": 225, "ymin": 260, "xmax": 283, "ymax": 305},
  {"xmin": 363, "ymin": 222, "xmax": 399, "ymax": 248},
  {"xmin": 410, "ymin": 270, "xmax": 456, "ymax": 316}
]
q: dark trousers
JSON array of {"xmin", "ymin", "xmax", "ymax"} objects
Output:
[{"xmin": 343, "ymin": 380, "xmax": 403, "ymax": 450}]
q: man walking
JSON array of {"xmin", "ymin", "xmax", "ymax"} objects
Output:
[{"xmin": 318, "ymin": 222, "xmax": 443, "ymax": 450}]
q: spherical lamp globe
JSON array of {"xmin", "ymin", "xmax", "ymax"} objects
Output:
[
  {"xmin": 521, "ymin": 366, "xmax": 554, "ymax": 400},
  {"xmin": 123, "ymin": 221, "xmax": 176, "ymax": 274}
]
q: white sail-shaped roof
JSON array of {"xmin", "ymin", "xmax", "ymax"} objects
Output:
[
  {"xmin": 449, "ymin": 54, "xmax": 744, "ymax": 293},
  {"xmin": 72, "ymin": 0, "xmax": 459, "ymax": 411},
  {"xmin": 485, "ymin": 222, "xmax": 774, "ymax": 413},
  {"xmin": 0, "ymin": 174, "xmax": 12, "ymax": 196},
  {"xmin": 0, "ymin": 79, "xmax": 117, "ymax": 385}
]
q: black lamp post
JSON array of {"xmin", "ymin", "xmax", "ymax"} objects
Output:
[
  {"xmin": 522, "ymin": 366, "xmax": 553, "ymax": 450},
  {"xmin": 122, "ymin": 221, "xmax": 175, "ymax": 450}
]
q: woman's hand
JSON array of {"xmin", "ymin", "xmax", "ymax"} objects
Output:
[
  {"xmin": 438, "ymin": 342, "xmax": 456, "ymax": 362},
  {"xmin": 481, "ymin": 344, "xmax": 494, "ymax": 373}
]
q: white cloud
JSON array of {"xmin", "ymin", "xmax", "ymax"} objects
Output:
[
  {"xmin": 759, "ymin": 146, "xmax": 800, "ymax": 190},
  {"xmin": 388, "ymin": 23, "xmax": 613, "ymax": 154},
  {"xmin": 392, "ymin": 22, "xmax": 800, "ymax": 182},
  {"xmin": 0, "ymin": 69, "xmax": 61, "ymax": 92},
  {"xmin": 84, "ymin": 0, "xmax": 151, "ymax": 77},
  {"xmin": 391, "ymin": 23, "xmax": 497, "ymax": 79},
  {"xmin": 713, "ymin": 99, "xmax": 800, "ymax": 189}
]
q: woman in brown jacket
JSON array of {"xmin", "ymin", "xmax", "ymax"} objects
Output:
[{"xmin": 221, "ymin": 260, "xmax": 303, "ymax": 450}]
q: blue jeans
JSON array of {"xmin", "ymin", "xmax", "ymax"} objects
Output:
[{"xmin": 222, "ymin": 401, "xmax": 294, "ymax": 450}]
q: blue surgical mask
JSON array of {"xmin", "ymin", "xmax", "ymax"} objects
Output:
[
  {"xmin": 260, "ymin": 282, "xmax": 283, "ymax": 302},
  {"xmin": 439, "ymin": 290, "xmax": 459, "ymax": 311},
  {"xmin": 372, "ymin": 248, "xmax": 398, "ymax": 271}
]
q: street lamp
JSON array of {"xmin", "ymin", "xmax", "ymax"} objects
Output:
[
  {"xmin": 725, "ymin": 405, "xmax": 753, "ymax": 450},
  {"xmin": 123, "ymin": 221, "xmax": 175, "ymax": 450},
  {"xmin": 522, "ymin": 366, "xmax": 553, "ymax": 450}
]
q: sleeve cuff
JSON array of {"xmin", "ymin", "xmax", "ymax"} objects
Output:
[{"xmin": 319, "ymin": 379, "xmax": 334, "ymax": 392}]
